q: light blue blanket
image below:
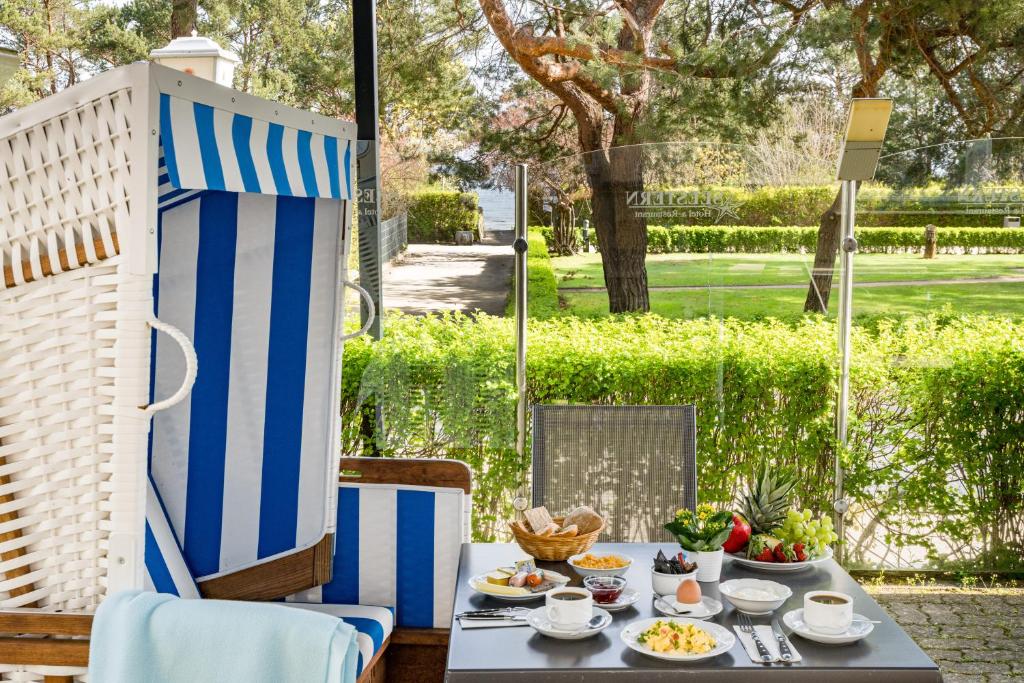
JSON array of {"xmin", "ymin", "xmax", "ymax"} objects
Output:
[{"xmin": 89, "ymin": 590, "xmax": 358, "ymax": 683}]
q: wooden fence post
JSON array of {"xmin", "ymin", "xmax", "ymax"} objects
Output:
[{"xmin": 923, "ymin": 224, "xmax": 937, "ymax": 259}]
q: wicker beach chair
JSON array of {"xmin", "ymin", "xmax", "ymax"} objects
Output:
[{"xmin": 0, "ymin": 62, "xmax": 363, "ymax": 681}]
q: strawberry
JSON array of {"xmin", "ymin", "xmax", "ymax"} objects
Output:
[
  {"xmin": 754, "ymin": 547, "xmax": 775, "ymax": 562},
  {"xmin": 793, "ymin": 543, "xmax": 808, "ymax": 562},
  {"xmin": 772, "ymin": 544, "xmax": 789, "ymax": 563}
]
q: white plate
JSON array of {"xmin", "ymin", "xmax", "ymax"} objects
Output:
[
  {"xmin": 654, "ymin": 596, "xmax": 723, "ymax": 620},
  {"xmin": 728, "ymin": 546, "xmax": 833, "ymax": 573},
  {"xmin": 783, "ymin": 608, "xmax": 874, "ymax": 645},
  {"xmin": 527, "ymin": 606, "xmax": 612, "ymax": 640},
  {"xmin": 719, "ymin": 578, "xmax": 792, "ymax": 614},
  {"xmin": 567, "ymin": 551, "xmax": 633, "ymax": 577},
  {"xmin": 593, "ymin": 586, "xmax": 640, "ymax": 612},
  {"xmin": 468, "ymin": 571, "xmax": 570, "ymax": 602},
  {"xmin": 621, "ymin": 617, "xmax": 736, "ymax": 662}
]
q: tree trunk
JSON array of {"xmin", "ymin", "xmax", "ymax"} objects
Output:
[
  {"xmin": 584, "ymin": 144, "xmax": 649, "ymax": 313},
  {"xmin": 803, "ymin": 189, "xmax": 843, "ymax": 313},
  {"xmin": 171, "ymin": 0, "xmax": 197, "ymax": 39}
]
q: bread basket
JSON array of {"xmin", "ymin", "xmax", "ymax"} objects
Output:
[{"xmin": 509, "ymin": 516, "xmax": 605, "ymax": 561}]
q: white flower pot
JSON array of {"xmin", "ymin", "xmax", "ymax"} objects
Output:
[{"xmin": 695, "ymin": 548, "xmax": 724, "ymax": 582}]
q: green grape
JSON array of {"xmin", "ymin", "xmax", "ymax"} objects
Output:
[{"xmin": 802, "ymin": 509, "xmax": 812, "ymax": 522}]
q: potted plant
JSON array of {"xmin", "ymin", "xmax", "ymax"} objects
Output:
[{"xmin": 664, "ymin": 504, "xmax": 734, "ymax": 582}]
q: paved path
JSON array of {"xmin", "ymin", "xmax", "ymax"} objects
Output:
[
  {"xmin": 563, "ymin": 275, "xmax": 1024, "ymax": 293},
  {"xmin": 864, "ymin": 583, "xmax": 1024, "ymax": 682},
  {"xmin": 382, "ymin": 231, "xmax": 513, "ymax": 316}
]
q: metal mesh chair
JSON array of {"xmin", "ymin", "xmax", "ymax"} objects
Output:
[{"xmin": 531, "ymin": 405, "xmax": 697, "ymax": 542}]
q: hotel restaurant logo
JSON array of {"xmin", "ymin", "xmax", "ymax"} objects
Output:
[{"xmin": 626, "ymin": 189, "xmax": 742, "ymax": 222}]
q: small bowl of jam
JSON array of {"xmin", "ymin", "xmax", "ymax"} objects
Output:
[{"xmin": 583, "ymin": 575, "xmax": 626, "ymax": 604}]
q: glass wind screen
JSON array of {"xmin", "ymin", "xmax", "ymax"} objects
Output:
[
  {"xmin": 842, "ymin": 138, "xmax": 1024, "ymax": 571},
  {"xmin": 341, "ymin": 140, "xmax": 519, "ymax": 542},
  {"xmin": 527, "ymin": 142, "xmax": 840, "ymax": 541}
]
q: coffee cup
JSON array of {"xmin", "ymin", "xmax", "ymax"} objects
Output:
[
  {"xmin": 803, "ymin": 590, "xmax": 853, "ymax": 635},
  {"xmin": 545, "ymin": 586, "xmax": 593, "ymax": 629}
]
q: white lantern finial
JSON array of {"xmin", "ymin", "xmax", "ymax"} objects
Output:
[{"xmin": 150, "ymin": 34, "xmax": 239, "ymax": 88}]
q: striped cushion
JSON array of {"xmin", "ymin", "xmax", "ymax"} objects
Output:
[
  {"xmin": 149, "ymin": 187, "xmax": 344, "ymax": 581},
  {"xmin": 285, "ymin": 602, "xmax": 393, "ymax": 676},
  {"xmin": 145, "ymin": 481, "xmax": 200, "ymax": 599},
  {"xmin": 289, "ymin": 484, "xmax": 467, "ymax": 628},
  {"xmin": 159, "ymin": 93, "xmax": 353, "ymax": 199}
]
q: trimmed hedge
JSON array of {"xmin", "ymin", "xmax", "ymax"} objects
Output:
[
  {"xmin": 632, "ymin": 185, "xmax": 1015, "ymax": 227},
  {"xmin": 407, "ymin": 190, "xmax": 479, "ymax": 243},
  {"xmin": 504, "ymin": 230, "xmax": 559, "ymax": 318},
  {"xmin": 533, "ymin": 225, "xmax": 1024, "ymax": 254},
  {"xmin": 343, "ymin": 313, "xmax": 1024, "ymax": 569}
]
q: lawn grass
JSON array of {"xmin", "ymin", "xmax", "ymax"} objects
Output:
[
  {"xmin": 555, "ymin": 252, "xmax": 1024, "ymax": 289},
  {"xmin": 552, "ymin": 253, "xmax": 1024, "ymax": 320}
]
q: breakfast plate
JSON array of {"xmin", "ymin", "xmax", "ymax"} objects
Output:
[
  {"xmin": 728, "ymin": 546, "xmax": 833, "ymax": 573},
  {"xmin": 468, "ymin": 570, "xmax": 570, "ymax": 602},
  {"xmin": 621, "ymin": 617, "xmax": 735, "ymax": 662},
  {"xmin": 594, "ymin": 586, "xmax": 640, "ymax": 612},
  {"xmin": 654, "ymin": 596, "xmax": 723, "ymax": 620},
  {"xmin": 527, "ymin": 606, "xmax": 612, "ymax": 640},
  {"xmin": 782, "ymin": 608, "xmax": 874, "ymax": 645}
]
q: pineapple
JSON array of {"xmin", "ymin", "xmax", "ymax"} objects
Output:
[{"xmin": 739, "ymin": 463, "xmax": 797, "ymax": 535}]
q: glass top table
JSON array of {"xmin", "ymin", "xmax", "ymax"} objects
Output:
[{"xmin": 445, "ymin": 543, "xmax": 941, "ymax": 682}]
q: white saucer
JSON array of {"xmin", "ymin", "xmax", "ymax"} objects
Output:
[
  {"xmin": 592, "ymin": 587, "xmax": 640, "ymax": 612},
  {"xmin": 782, "ymin": 608, "xmax": 874, "ymax": 644},
  {"xmin": 654, "ymin": 596, "xmax": 723, "ymax": 620},
  {"xmin": 527, "ymin": 606, "xmax": 612, "ymax": 640}
]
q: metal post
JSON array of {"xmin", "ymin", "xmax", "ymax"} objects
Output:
[
  {"xmin": 834, "ymin": 178, "xmax": 857, "ymax": 563},
  {"xmin": 514, "ymin": 165, "xmax": 529, "ymax": 465},
  {"xmin": 353, "ymin": 0, "xmax": 383, "ymax": 340}
]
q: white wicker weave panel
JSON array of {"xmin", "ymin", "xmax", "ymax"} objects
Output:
[
  {"xmin": 0, "ymin": 87, "xmax": 131, "ymax": 290},
  {"xmin": 0, "ymin": 261, "xmax": 121, "ymax": 611},
  {"xmin": 0, "ymin": 667, "xmax": 87, "ymax": 682}
]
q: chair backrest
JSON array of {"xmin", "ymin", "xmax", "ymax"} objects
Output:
[{"xmin": 532, "ymin": 404, "xmax": 697, "ymax": 543}]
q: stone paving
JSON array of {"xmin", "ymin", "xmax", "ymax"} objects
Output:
[{"xmin": 863, "ymin": 582, "xmax": 1024, "ymax": 682}]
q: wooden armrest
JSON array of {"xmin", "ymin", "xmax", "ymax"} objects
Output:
[
  {"xmin": 339, "ymin": 458, "xmax": 472, "ymax": 494},
  {"xmin": 0, "ymin": 611, "xmax": 93, "ymax": 636}
]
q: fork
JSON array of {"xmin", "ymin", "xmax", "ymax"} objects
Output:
[{"xmin": 737, "ymin": 613, "xmax": 773, "ymax": 664}]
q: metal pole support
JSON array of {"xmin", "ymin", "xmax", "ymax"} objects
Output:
[
  {"xmin": 514, "ymin": 165, "xmax": 529, "ymax": 469},
  {"xmin": 834, "ymin": 178, "xmax": 857, "ymax": 563}
]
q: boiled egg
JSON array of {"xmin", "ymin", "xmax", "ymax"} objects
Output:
[{"xmin": 676, "ymin": 579, "xmax": 702, "ymax": 605}]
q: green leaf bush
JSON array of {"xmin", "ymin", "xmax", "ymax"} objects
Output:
[
  {"xmin": 504, "ymin": 230, "xmax": 560, "ymax": 318},
  {"xmin": 342, "ymin": 313, "xmax": 1024, "ymax": 570},
  {"xmin": 407, "ymin": 190, "xmax": 479, "ymax": 242},
  {"xmin": 533, "ymin": 225, "xmax": 1024, "ymax": 254}
]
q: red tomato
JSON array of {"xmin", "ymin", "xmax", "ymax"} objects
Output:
[{"xmin": 526, "ymin": 573, "xmax": 542, "ymax": 587}]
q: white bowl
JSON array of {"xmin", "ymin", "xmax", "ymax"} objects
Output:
[
  {"xmin": 719, "ymin": 578, "xmax": 792, "ymax": 614},
  {"xmin": 567, "ymin": 552, "xmax": 633, "ymax": 577},
  {"xmin": 651, "ymin": 568, "xmax": 698, "ymax": 596}
]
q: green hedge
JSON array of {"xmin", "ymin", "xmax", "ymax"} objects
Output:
[
  {"xmin": 407, "ymin": 190, "xmax": 479, "ymax": 243},
  {"xmin": 639, "ymin": 185, "xmax": 1013, "ymax": 227},
  {"xmin": 504, "ymin": 230, "xmax": 559, "ymax": 318},
  {"xmin": 343, "ymin": 313, "xmax": 1024, "ymax": 569},
  {"xmin": 533, "ymin": 225, "xmax": 1024, "ymax": 254}
]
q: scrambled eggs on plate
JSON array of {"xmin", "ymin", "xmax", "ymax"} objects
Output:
[{"xmin": 637, "ymin": 620, "xmax": 716, "ymax": 655}]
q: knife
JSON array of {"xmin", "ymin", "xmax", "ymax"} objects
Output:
[{"xmin": 771, "ymin": 619, "xmax": 794, "ymax": 662}]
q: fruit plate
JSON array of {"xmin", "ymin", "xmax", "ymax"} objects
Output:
[
  {"xmin": 468, "ymin": 571, "xmax": 570, "ymax": 602},
  {"xmin": 728, "ymin": 546, "xmax": 833, "ymax": 573},
  {"xmin": 621, "ymin": 617, "xmax": 735, "ymax": 662}
]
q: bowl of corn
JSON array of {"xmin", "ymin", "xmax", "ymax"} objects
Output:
[{"xmin": 567, "ymin": 551, "xmax": 634, "ymax": 578}]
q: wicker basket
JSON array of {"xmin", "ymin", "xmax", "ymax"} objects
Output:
[{"xmin": 508, "ymin": 516, "xmax": 605, "ymax": 561}]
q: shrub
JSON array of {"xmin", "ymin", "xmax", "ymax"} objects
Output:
[
  {"xmin": 505, "ymin": 229, "xmax": 560, "ymax": 318},
  {"xmin": 407, "ymin": 190, "xmax": 479, "ymax": 243},
  {"xmin": 342, "ymin": 313, "xmax": 1024, "ymax": 569},
  {"xmin": 532, "ymin": 225, "xmax": 1024, "ymax": 254}
]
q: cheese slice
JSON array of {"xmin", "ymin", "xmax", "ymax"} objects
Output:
[
  {"xmin": 485, "ymin": 571, "xmax": 511, "ymax": 586},
  {"xmin": 472, "ymin": 579, "xmax": 530, "ymax": 596}
]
